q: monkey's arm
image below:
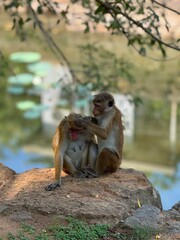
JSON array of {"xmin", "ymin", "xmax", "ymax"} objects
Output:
[
  {"xmin": 45, "ymin": 126, "xmax": 67, "ymax": 191},
  {"xmin": 45, "ymin": 149, "xmax": 62, "ymax": 191},
  {"xmin": 76, "ymin": 119, "xmax": 112, "ymax": 140}
]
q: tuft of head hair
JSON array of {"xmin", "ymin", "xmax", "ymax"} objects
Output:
[{"xmin": 94, "ymin": 92, "xmax": 114, "ymax": 101}]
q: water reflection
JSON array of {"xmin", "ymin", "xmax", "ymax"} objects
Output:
[{"xmin": 0, "ymin": 145, "xmax": 51, "ymax": 173}]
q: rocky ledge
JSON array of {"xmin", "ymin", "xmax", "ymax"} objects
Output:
[{"xmin": 0, "ymin": 163, "xmax": 179, "ymax": 239}]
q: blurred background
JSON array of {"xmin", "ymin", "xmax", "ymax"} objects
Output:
[{"xmin": 0, "ymin": 0, "xmax": 179, "ymax": 210}]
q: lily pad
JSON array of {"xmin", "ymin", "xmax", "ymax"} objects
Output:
[
  {"xmin": 9, "ymin": 52, "xmax": 41, "ymax": 63},
  {"xmin": 23, "ymin": 104, "xmax": 48, "ymax": 119},
  {"xmin": 16, "ymin": 101, "xmax": 37, "ymax": 111},
  {"xmin": 27, "ymin": 87, "xmax": 42, "ymax": 96},
  {"xmin": 32, "ymin": 104, "xmax": 49, "ymax": 111},
  {"xmin": 7, "ymin": 86, "xmax": 25, "ymax": 95},
  {"xmin": 8, "ymin": 73, "xmax": 34, "ymax": 85},
  {"xmin": 75, "ymin": 99, "xmax": 88, "ymax": 108},
  {"xmin": 23, "ymin": 109, "xmax": 41, "ymax": 119},
  {"xmin": 27, "ymin": 61, "xmax": 53, "ymax": 77}
]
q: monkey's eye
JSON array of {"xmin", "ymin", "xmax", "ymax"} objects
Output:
[{"xmin": 108, "ymin": 100, "xmax": 114, "ymax": 107}]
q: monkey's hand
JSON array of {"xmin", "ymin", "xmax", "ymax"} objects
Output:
[
  {"xmin": 74, "ymin": 118, "xmax": 88, "ymax": 128},
  {"xmin": 45, "ymin": 181, "xmax": 61, "ymax": 191}
]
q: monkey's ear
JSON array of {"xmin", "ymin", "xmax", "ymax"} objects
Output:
[{"xmin": 108, "ymin": 100, "xmax": 114, "ymax": 107}]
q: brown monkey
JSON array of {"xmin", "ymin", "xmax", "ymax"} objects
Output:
[
  {"xmin": 75, "ymin": 92, "xmax": 124, "ymax": 176},
  {"xmin": 45, "ymin": 113, "xmax": 98, "ymax": 191}
]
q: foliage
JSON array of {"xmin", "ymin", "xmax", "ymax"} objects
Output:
[
  {"xmin": 78, "ymin": 43, "xmax": 135, "ymax": 92},
  {"xmin": 0, "ymin": 216, "xmax": 161, "ymax": 240},
  {"xmin": 79, "ymin": 0, "xmax": 180, "ymax": 55},
  {"xmin": 2, "ymin": 0, "xmax": 179, "ymax": 58},
  {"xmin": 2, "ymin": 217, "xmax": 109, "ymax": 240},
  {"xmin": 1, "ymin": 0, "xmax": 180, "ymax": 109},
  {"xmin": 0, "ymin": 216, "xmax": 158, "ymax": 240},
  {"xmin": 48, "ymin": 216, "xmax": 109, "ymax": 240}
]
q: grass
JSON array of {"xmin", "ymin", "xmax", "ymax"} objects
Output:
[
  {"xmin": 0, "ymin": 216, "xmax": 160, "ymax": 240},
  {"xmin": 1, "ymin": 217, "xmax": 109, "ymax": 240}
]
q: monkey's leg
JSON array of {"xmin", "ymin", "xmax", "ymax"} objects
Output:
[
  {"xmin": 95, "ymin": 148, "xmax": 120, "ymax": 176},
  {"xmin": 45, "ymin": 149, "xmax": 62, "ymax": 191},
  {"xmin": 83, "ymin": 142, "xmax": 98, "ymax": 178},
  {"xmin": 74, "ymin": 142, "xmax": 98, "ymax": 178},
  {"xmin": 63, "ymin": 153, "xmax": 78, "ymax": 176}
]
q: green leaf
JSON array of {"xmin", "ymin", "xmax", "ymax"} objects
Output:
[
  {"xmin": 95, "ymin": 5, "xmax": 104, "ymax": 15},
  {"xmin": 139, "ymin": 47, "xmax": 146, "ymax": 56},
  {"xmin": 158, "ymin": 43, "xmax": 166, "ymax": 58},
  {"xmin": 84, "ymin": 22, "xmax": 90, "ymax": 33},
  {"xmin": 18, "ymin": 17, "xmax": 24, "ymax": 28},
  {"xmin": 37, "ymin": 6, "xmax": 43, "ymax": 14}
]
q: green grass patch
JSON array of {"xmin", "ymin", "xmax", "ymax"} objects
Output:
[{"xmin": 0, "ymin": 217, "xmax": 159, "ymax": 240}]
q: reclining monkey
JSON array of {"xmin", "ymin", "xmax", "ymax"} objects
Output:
[{"xmin": 45, "ymin": 113, "xmax": 98, "ymax": 191}]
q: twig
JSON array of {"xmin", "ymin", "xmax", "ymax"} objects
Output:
[
  {"xmin": 152, "ymin": 0, "xmax": 180, "ymax": 15},
  {"xmin": 95, "ymin": 0, "xmax": 180, "ymax": 52},
  {"xmin": 27, "ymin": 1, "xmax": 78, "ymax": 83}
]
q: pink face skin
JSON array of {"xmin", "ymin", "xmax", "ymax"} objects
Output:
[
  {"xmin": 92, "ymin": 102, "xmax": 104, "ymax": 116},
  {"xmin": 69, "ymin": 129, "xmax": 82, "ymax": 141}
]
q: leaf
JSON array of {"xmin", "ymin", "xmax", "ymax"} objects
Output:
[
  {"xmin": 37, "ymin": 6, "xmax": 43, "ymax": 14},
  {"xmin": 18, "ymin": 17, "xmax": 24, "ymax": 29},
  {"xmin": 139, "ymin": 47, "xmax": 146, "ymax": 56},
  {"xmin": 95, "ymin": 5, "xmax": 104, "ymax": 15},
  {"xmin": 56, "ymin": 19, "xmax": 61, "ymax": 25},
  {"xmin": 137, "ymin": 197, "xmax": 142, "ymax": 208},
  {"xmin": 11, "ymin": 18, "xmax": 16, "ymax": 30},
  {"xmin": 84, "ymin": 22, "xmax": 90, "ymax": 33},
  {"xmin": 158, "ymin": 43, "xmax": 166, "ymax": 58},
  {"xmin": 25, "ymin": 17, "xmax": 31, "ymax": 23}
]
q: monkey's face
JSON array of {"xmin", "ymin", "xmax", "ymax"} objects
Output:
[
  {"xmin": 66, "ymin": 113, "xmax": 86, "ymax": 141},
  {"xmin": 92, "ymin": 92, "xmax": 114, "ymax": 116}
]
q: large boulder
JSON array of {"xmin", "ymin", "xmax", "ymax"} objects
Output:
[
  {"xmin": 123, "ymin": 204, "xmax": 180, "ymax": 240},
  {"xmin": 0, "ymin": 165, "xmax": 162, "ymax": 225},
  {"xmin": 0, "ymin": 163, "xmax": 16, "ymax": 189}
]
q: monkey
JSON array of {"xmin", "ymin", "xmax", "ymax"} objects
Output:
[
  {"xmin": 74, "ymin": 92, "xmax": 124, "ymax": 176},
  {"xmin": 45, "ymin": 113, "xmax": 98, "ymax": 191}
]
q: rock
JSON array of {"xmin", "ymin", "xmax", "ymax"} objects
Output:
[
  {"xmin": 0, "ymin": 165, "xmax": 162, "ymax": 225},
  {"xmin": 172, "ymin": 201, "xmax": 180, "ymax": 212},
  {"xmin": 0, "ymin": 163, "xmax": 16, "ymax": 189},
  {"xmin": 10, "ymin": 211, "xmax": 32, "ymax": 221},
  {"xmin": 124, "ymin": 205, "xmax": 162, "ymax": 229},
  {"xmin": 124, "ymin": 204, "xmax": 180, "ymax": 240}
]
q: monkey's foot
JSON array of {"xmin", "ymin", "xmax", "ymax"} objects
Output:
[
  {"xmin": 82, "ymin": 167, "xmax": 98, "ymax": 178},
  {"xmin": 74, "ymin": 167, "xmax": 98, "ymax": 179},
  {"xmin": 45, "ymin": 182, "xmax": 60, "ymax": 191}
]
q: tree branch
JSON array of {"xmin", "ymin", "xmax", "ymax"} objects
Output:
[
  {"xmin": 95, "ymin": 0, "xmax": 180, "ymax": 52},
  {"xmin": 152, "ymin": 0, "xmax": 180, "ymax": 15},
  {"xmin": 26, "ymin": 1, "xmax": 78, "ymax": 83}
]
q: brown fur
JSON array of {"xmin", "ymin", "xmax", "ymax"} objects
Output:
[
  {"xmin": 45, "ymin": 113, "xmax": 97, "ymax": 191},
  {"xmin": 76, "ymin": 92, "xmax": 124, "ymax": 176}
]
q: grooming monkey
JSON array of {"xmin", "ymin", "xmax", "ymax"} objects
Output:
[
  {"xmin": 45, "ymin": 113, "xmax": 98, "ymax": 191},
  {"xmin": 75, "ymin": 92, "xmax": 124, "ymax": 176}
]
